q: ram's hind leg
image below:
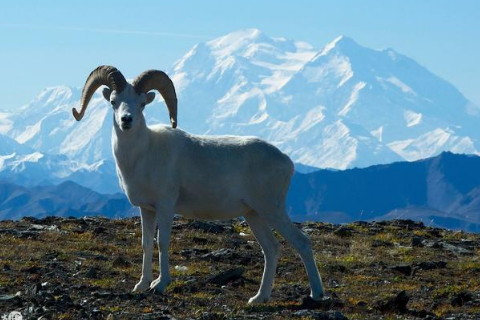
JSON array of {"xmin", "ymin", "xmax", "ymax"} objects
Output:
[
  {"xmin": 264, "ymin": 210, "xmax": 324, "ymax": 300},
  {"xmin": 244, "ymin": 211, "xmax": 280, "ymax": 304}
]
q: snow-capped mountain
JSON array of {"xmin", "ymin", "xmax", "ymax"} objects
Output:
[
  {"xmin": 0, "ymin": 133, "xmax": 119, "ymax": 194},
  {"xmin": 1, "ymin": 29, "xmax": 479, "ymax": 181}
]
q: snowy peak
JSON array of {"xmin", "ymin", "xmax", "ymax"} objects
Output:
[
  {"xmin": 318, "ymin": 35, "xmax": 360, "ymax": 56},
  {"xmin": 2, "ymin": 29, "xmax": 479, "ymax": 173},
  {"xmin": 173, "ymin": 29, "xmax": 316, "ymax": 90},
  {"xmin": 206, "ymin": 28, "xmax": 269, "ymax": 56}
]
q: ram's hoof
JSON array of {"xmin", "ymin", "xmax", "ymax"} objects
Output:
[
  {"xmin": 248, "ymin": 294, "xmax": 270, "ymax": 304},
  {"xmin": 149, "ymin": 277, "xmax": 171, "ymax": 292},
  {"xmin": 132, "ymin": 280, "xmax": 151, "ymax": 292}
]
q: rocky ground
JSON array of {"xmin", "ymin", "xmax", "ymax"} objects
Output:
[{"xmin": 0, "ymin": 216, "xmax": 479, "ymax": 319}]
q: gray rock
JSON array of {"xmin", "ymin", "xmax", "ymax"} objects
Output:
[
  {"xmin": 188, "ymin": 221, "xmax": 227, "ymax": 233},
  {"xmin": 208, "ymin": 267, "xmax": 244, "ymax": 285}
]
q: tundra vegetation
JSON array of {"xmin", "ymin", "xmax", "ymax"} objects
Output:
[{"xmin": 0, "ymin": 216, "xmax": 479, "ymax": 319}]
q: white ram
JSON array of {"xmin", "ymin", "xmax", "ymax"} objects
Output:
[{"xmin": 73, "ymin": 65, "xmax": 324, "ymax": 303}]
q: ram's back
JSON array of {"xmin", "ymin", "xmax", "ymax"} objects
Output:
[{"xmin": 169, "ymin": 130, "xmax": 294, "ymax": 219}]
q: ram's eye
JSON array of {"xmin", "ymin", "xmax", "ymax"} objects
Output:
[
  {"xmin": 111, "ymin": 100, "xmax": 116, "ymax": 106},
  {"xmin": 140, "ymin": 102, "xmax": 146, "ymax": 108}
]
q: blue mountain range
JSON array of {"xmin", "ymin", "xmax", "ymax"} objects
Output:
[{"xmin": 1, "ymin": 152, "xmax": 479, "ymax": 232}]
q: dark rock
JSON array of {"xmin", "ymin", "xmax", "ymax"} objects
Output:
[
  {"xmin": 227, "ymin": 237, "xmax": 248, "ymax": 248},
  {"xmin": 208, "ymin": 267, "xmax": 244, "ymax": 285},
  {"xmin": 293, "ymin": 309, "xmax": 313, "ymax": 317},
  {"xmin": 93, "ymin": 226, "xmax": 107, "ymax": 235},
  {"xmin": 326, "ymin": 264, "xmax": 348, "ymax": 273},
  {"xmin": 352, "ymin": 221, "xmax": 369, "ymax": 227},
  {"xmin": 200, "ymin": 248, "xmax": 237, "ymax": 261},
  {"xmin": 391, "ymin": 219, "xmax": 424, "ymax": 230},
  {"xmin": 22, "ymin": 266, "xmax": 42, "ymax": 274},
  {"xmin": 112, "ymin": 256, "xmax": 131, "ymax": 268},
  {"xmin": 0, "ymin": 228, "xmax": 21, "ymax": 236},
  {"xmin": 0, "ymin": 228, "xmax": 40, "ymax": 239},
  {"xmin": 416, "ymin": 261, "xmax": 447, "ymax": 271},
  {"xmin": 390, "ymin": 265, "xmax": 412, "ymax": 276},
  {"xmin": 188, "ymin": 221, "xmax": 226, "ymax": 233},
  {"xmin": 21, "ymin": 216, "xmax": 40, "ymax": 223},
  {"xmin": 328, "ymin": 279, "xmax": 342, "ymax": 288},
  {"xmin": 197, "ymin": 312, "xmax": 221, "ymax": 320},
  {"xmin": 199, "ymin": 247, "xmax": 252, "ymax": 264},
  {"xmin": 75, "ymin": 251, "xmax": 108, "ymax": 261},
  {"xmin": 180, "ymin": 248, "xmax": 209, "ymax": 258},
  {"xmin": 333, "ymin": 227, "xmax": 353, "ymax": 237},
  {"xmin": 451, "ymin": 291, "xmax": 473, "ymax": 306},
  {"xmin": 56, "ymin": 294, "xmax": 73, "ymax": 306},
  {"xmin": 42, "ymin": 251, "xmax": 60, "ymax": 260},
  {"xmin": 411, "ymin": 236, "xmax": 424, "ymax": 247},
  {"xmin": 427, "ymin": 228, "xmax": 443, "ymax": 238},
  {"xmin": 192, "ymin": 236, "xmax": 208, "ymax": 245},
  {"xmin": 376, "ymin": 290, "xmax": 409, "ymax": 313},
  {"xmin": 18, "ymin": 231, "xmax": 40, "ymax": 239},
  {"xmin": 300, "ymin": 295, "xmax": 344, "ymax": 310},
  {"xmin": 294, "ymin": 310, "xmax": 349, "ymax": 319},
  {"xmin": 314, "ymin": 311, "xmax": 349, "ymax": 320},
  {"xmin": 356, "ymin": 301, "xmax": 368, "ymax": 307},
  {"xmin": 85, "ymin": 267, "xmax": 99, "ymax": 279},
  {"xmin": 92, "ymin": 291, "xmax": 114, "ymax": 299},
  {"xmin": 408, "ymin": 309, "xmax": 438, "ymax": 319},
  {"xmin": 27, "ymin": 282, "xmax": 42, "ymax": 295}
]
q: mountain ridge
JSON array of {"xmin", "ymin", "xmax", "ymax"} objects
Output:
[
  {"xmin": 288, "ymin": 151, "xmax": 480, "ymax": 232},
  {"xmin": 2, "ymin": 29, "xmax": 478, "ymax": 170},
  {"xmin": 1, "ymin": 151, "xmax": 479, "ymax": 232}
]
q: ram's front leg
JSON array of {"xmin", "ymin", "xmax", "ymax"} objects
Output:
[
  {"xmin": 133, "ymin": 207, "xmax": 156, "ymax": 292},
  {"xmin": 150, "ymin": 206, "xmax": 174, "ymax": 292}
]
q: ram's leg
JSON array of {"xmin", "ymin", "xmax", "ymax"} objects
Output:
[
  {"xmin": 133, "ymin": 208, "xmax": 156, "ymax": 292},
  {"xmin": 150, "ymin": 208, "xmax": 174, "ymax": 292},
  {"xmin": 244, "ymin": 211, "xmax": 280, "ymax": 304},
  {"xmin": 265, "ymin": 211, "xmax": 324, "ymax": 300}
]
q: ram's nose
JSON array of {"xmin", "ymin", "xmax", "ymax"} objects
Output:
[
  {"xmin": 121, "ymin": 115, "xmax": 132, "ymax": 124},
  {"xmin": 120, "ymin": 114, "xmax": 133, "ymax": 130}
]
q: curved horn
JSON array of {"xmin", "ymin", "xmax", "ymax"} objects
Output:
[
  {"xmin": 72, "ymin": 65, "xmax": 127, "ymax": 121},
  {"xmin": 133, "ymin": 70, "xmax": 177, "ymax": 128}
]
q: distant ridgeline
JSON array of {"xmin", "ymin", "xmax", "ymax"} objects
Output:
[
  {"xmin": 1, "ymin": 152, "xmax": 479, "ymax": 233},
  {"xmin": 288, "ymin": 152, "xmax": 480, "ymax": 233}
]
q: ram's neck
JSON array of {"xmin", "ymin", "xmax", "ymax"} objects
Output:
[{"xmin": 112, "ymin": 124, "xmax": 150, "ymax": 173}]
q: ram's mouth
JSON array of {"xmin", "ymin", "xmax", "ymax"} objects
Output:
[{"xmin": 121, "ymin": 123, "xmax": 132, "ymax": 131}]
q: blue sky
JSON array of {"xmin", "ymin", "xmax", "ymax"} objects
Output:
[{"xmin": 0, "ymin": 0, "xmax": 479, "ymax": 109}]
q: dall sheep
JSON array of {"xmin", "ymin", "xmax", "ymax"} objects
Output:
[{"xmin": 73, "ymin": 65, "xmax": 324, "ymax": 303}]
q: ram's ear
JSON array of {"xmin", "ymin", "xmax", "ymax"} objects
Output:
[
  {"xmin": 102, "ymin": 87, "xmax": 112, "ymax": 101},
  {"xmin": 146, "ymin": 92, "xmax": 156, "ymax": 105}
]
